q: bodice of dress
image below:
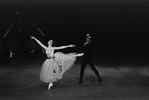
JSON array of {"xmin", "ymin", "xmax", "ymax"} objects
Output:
[{"xmin": 46, "ymin": 49, "xmax": 54, "ymax": 59}]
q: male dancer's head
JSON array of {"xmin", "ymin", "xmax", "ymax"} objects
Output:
[{"xmin": 86, "ymin": 33, "xmax": 91, "ymax": 42}]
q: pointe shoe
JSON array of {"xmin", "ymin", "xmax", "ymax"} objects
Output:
[
  {"xmin": 76, "ymin": 53, "xmax": 84, "ymax": 57},
  {"xmin": 48, "ymin": 83, "xmax": 53, "ymax": 90}
]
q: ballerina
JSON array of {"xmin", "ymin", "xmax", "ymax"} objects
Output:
[{"xmin": 30, "ymin": 36, "xmax": 84, "ymax": 89}]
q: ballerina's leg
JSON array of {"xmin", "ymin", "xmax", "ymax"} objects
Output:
[{"xmin": 75, "ymin": 53, "xmax": 84, "ymax": 57}]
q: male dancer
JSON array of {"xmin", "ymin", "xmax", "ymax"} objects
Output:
[{"xmin": 78, "ymin": 33, "xmax": 102, "ymax": 85}]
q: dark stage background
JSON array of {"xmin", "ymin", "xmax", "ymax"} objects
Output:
[
  {"xmin": 1, "ymin": 1, "xmax": 149, "ymax": 99},
  {"xmin": 0, "ymin": 0, "xmax": 149, "ymax": 58}
]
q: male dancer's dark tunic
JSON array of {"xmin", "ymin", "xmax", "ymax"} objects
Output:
[{"xmin": 79, "ymin": 40, "xmax": 102, "ymax": 84}]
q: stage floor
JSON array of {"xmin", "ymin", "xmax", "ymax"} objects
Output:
[{"xmin": 0, "ymin": 53, "xmax": 149, "ymax": 100}]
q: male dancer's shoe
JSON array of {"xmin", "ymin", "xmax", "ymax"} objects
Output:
[
  {"xmin": 98, "ymin": 78, "xmax": 103, "ymax": 86},
  {"xmin": 76, "ymin": 81, "xmax": 83, "ymax": 85}
]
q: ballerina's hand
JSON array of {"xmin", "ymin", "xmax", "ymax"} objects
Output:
[{"xmin": 69, "ymin": 44, "xmax": 75, "ymax": 47}]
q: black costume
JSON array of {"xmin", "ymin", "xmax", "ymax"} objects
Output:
[{"xmin": 78, "ymin": 36, "xmax": 102, "ymax": 85}]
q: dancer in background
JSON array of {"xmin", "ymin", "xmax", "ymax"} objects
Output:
[
  {"xmin": 2, "ymin": 19, "xmax": 22, "ymax": 57},
  {"xmin": 77, "ymin": 33, "xmax": 102, "ymax": 85},
  {"xmin": 30, "ymin": 36, "xmax": 84, "ymax": 89},
  {"xmin": 26, "ymin": 18, "xmax": 45, "ymax": 53}
]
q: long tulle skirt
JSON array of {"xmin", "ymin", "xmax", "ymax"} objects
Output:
[{"xmin": 40, "ymin": 52, "xmax": 77, "ymax": 83}]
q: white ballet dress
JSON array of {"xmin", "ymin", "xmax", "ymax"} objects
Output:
[{"xmin": 40, "ymin": 52, "xmax": 77, "ymax": 83}]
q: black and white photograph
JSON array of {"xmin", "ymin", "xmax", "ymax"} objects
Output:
[{"xmin": 0, "ymin": 0, "xmax": 149, "ymax": 100}]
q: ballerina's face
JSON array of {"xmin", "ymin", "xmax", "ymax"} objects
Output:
[{"xmin": 48, "ymin": 40, "xmax": 53, "ymax": 46}]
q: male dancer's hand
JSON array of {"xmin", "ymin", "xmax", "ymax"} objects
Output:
[{"xmin": 30, "ymin": 36, "xmax": 35, "ymax": 39}]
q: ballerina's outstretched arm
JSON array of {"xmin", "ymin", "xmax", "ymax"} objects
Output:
[
  {"xmin": 54, "ymin": 44, "xmax": 75, "ymax": 50},
  {"xmin": 30, "ymin": 36, "xmax": 47, "ymax": 50}
]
